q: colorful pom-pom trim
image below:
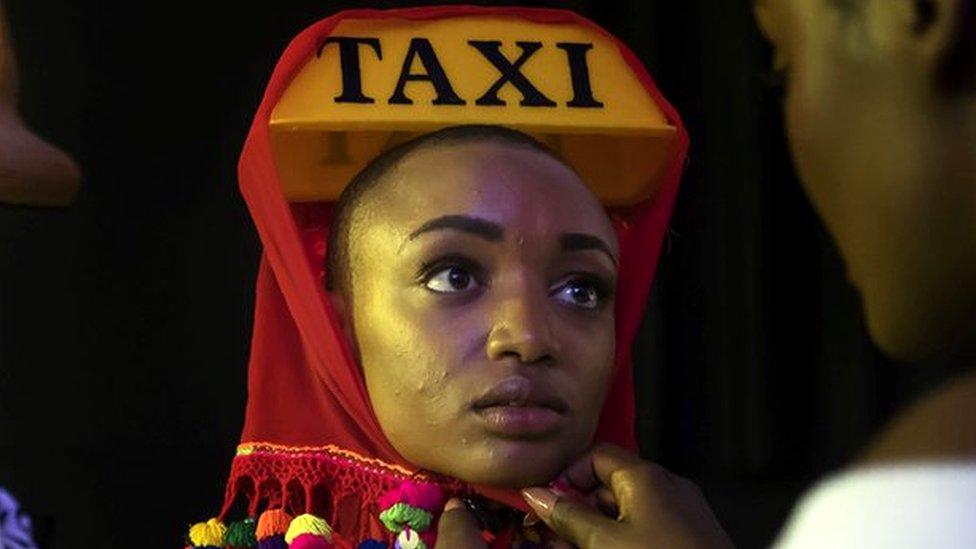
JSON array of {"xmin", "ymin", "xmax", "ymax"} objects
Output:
[
  {"xmin": 394, "ymin": 528, "xmax": 427, "ymax": 549},
  {"xmin": 377, "ymin": 481, "xmax": 446, "ymax": 548},
  {"xmin": 289, "ymin": 532, "xmax": 332, "ymax": 549},
  {"xmin": 225, "ymin": 517, "xmax": 258, "ymax": 548},
  {"xmin": 189, "ymin": 518, "xmax": 228, "ymax": 547},
  {"xmin": 285, "ymin": 513, "xmax": 333, "ymax": 544},
  {"xmin": 198, "ymin": 481, "xmax": 449, "ymax": 548},
  {"xmin": 379, "ymin": 503, "xmax": 433, "ymax": 534},
  {"xmin": 256, "ymin": 509, "xmax": 293, "ymax": 540},
  {"xmin": 256, "ymin": 535, "xmax": 287, "ymax": 549},
  {"xmin": 377, "ymin": 482, "xmax": 445, "ymax": 515}
]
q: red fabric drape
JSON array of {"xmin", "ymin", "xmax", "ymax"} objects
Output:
[{"xmin": 223, "ymin": 5, "xmax": 688, "ymax": 543}]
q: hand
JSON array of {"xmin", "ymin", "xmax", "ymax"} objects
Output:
[
  {"xmin": 521, "ymin": 444, "xmax": 734, "ymax": 549},
  {"xmin": 435, "ymin": 498, "xmax": 578, "ymax": 549},
  {"xmin": 434, "ymin": 499, "xmax": 488, "ymax": 549}
]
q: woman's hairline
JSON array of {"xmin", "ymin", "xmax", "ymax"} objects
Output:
[{"xmin": 323, "ymin": 124, "xmax": 571, "ymax": 296}]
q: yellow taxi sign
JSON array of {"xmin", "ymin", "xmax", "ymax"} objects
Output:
[{"xmin": 270, "ymin": 15, "xmax": 676, "ymax": 205}]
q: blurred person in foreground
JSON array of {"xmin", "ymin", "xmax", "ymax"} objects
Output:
[{"xmin": 493, "ymin": 0, "xmax": 976, "ymax": 547}]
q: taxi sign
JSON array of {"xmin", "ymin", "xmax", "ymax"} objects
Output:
[{"xmin": 270, "ymin": 14, "xmax": 676, "ymax": 205}]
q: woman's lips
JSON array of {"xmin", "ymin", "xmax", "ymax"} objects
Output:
[
  {"xmin": 471, "ymin": 375, "xmax": 567, "ymax": 438},
  {"xmin": 475, "ymin": 405, "xmax": 563, "ymax": 438}
]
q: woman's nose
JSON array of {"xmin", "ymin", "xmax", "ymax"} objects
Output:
[{"xmin": 486, "ymin": 285, "xmax": 556, "ymax": 364}]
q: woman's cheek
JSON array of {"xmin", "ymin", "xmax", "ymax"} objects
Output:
[{"xmin": 562, "ymin": 317, "xmax": 615, "ymax": 416}]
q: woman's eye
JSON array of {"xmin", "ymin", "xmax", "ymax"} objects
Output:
[
  {"xmin": 424, "ymin": 266, "xmax": 478, "ymax": 293},
  {"xmin": 552, "ymin": 279, "xmax": 603, "ymax": 309}
]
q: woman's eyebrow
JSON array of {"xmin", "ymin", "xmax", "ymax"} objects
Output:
[
  {"xmin": 560, "ymin": 233, "xmax": 618, "ymax": 266},
  {"xmin": 404, "ymin": 218, "xmax": 616, "ymax": 265},
  {"xmin": 407, "ymin": 215, "xmax": 504, "ymax": 242}
]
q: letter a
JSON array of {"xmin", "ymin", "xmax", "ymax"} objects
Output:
[{"xmin": 388, "ymin": 38, "xmax": 465, "ymax": 105}]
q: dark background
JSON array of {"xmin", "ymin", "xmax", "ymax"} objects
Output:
[{"xmin": 0, "ymin": 1, "xmax": 967, "ymax": 547}]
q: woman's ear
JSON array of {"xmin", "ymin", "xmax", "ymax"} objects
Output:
[
  {"xmin": 326, "ymin": 289, "xmax": 361, "ymax": 363},
  {"xmin": 872, "ymin": 0, "xmax": 967, "ymax": 61},
  {"xmin": 867, "ymin": 0, "xmax": 975, "ymax": 92},
  {"xmin": 913, "ymin": 0, "xmax": 966, "ymax": 55}
]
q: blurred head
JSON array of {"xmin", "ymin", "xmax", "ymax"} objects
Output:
[
  {"xmin": 755, "ymin": 0, "xmax": 976, "ymax": 359},
  {"xmin": 325, "ymin": 125, "xmax": 618, "ymax": 487}
]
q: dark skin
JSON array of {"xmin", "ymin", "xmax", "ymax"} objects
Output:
[
  {"xmin": 438, "ymin": 1, "xmax": 976, "ymax": 548},
  {"xmin": 331, "ymin": 140, "xmax": 620, "ymax": 489},
  {"xmin": 754, "ymin": 0, "xmax": 976, "ymax": 465}
]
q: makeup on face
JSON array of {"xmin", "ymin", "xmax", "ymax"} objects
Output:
[{"xmin": 349, "ymin": 141, "xmax": 619, "ymax": 487}]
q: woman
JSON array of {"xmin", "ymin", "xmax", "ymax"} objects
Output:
[{"xmin": 186, "ymin": 7, "xmax": 694, "ymax": 548}]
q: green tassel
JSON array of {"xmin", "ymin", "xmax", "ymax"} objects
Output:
[
  {"xmin": 379, "ymin": 503, "xmax": 433, "ymax": 533},
  {"xmin": 224, "ymin": 517, "xmax": 258, "ymax": 548}
]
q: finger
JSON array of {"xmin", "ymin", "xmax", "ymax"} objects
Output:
[
  {"xmin": 593, "ymin": 487, "xmax": 618, "ymax": 518},
  {"xmin": 558, "ymin": 443, "xmax": 641, "ymax": 493},
  {"xmin": 522, "ymin": 487, "xmax": 614, "ymax": 548},
  {"xmin": 435, "ymin": 498, "xmax": 487, "ymax": 549},
  {"xmin": 559, "ymin": 451, "xmax": 600, "ymax": 492},
  {"xmin": 590, "ymin": 445, "xmax": 686, "ymax": 517},
  {"xmin": 588, "ymin": 444, "xmax": 649, "ymax": 488}
]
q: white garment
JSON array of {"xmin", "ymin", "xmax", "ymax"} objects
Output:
[{"xmin": 773, "ymin": 462, "xmax": 976, "ymax": 548}]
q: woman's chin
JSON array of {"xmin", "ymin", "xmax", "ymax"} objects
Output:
[{"xmin": 434, "ymin": 439, "xmax": 570, "ymax": 488}]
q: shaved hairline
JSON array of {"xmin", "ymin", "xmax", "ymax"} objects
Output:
[{"xmin": 324, "ymin": 125, "xmax": 571, "ymax": 298}]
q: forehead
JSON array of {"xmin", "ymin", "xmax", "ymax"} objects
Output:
[{"xmin": 362, "ymin": 141, "xmax": 616, "ymax": 244}]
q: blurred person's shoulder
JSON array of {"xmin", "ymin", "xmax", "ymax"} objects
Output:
[
  {"xmin": 774, "ymin": 461, "xmax": 976, "ymax": 548},
  {"xmin": 774, "ymin": 371, "xmax": 976, "ymax": 548},
  {"xmin": 863, "ymin": 370, "xmax": 976, "ymax": 463}
]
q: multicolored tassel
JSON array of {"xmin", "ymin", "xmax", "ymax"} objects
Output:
[
  {"xmin": 188, "ymin": 518, "xmax": 228, "ymax": 548},
  {"xmin": 377, "ymin": 481, "xmax": 445, "ymax": 549},
  {"xmin": 257, "ymin": 537, "xmax": 287, "ymax": 549},
  {"xmin": 257, "ymin": 509, "xmax": 293, "ymax": 539},
  {"xmin": 224, "ymin": 517, "xmax": 258, "ymax": 548},
  {"xmin": 285, "ymin": 513, "xmax": 333, "ymax": 548},
  {"xmin": 289, "ymin": 533, "xmax": 332, "ymax": 549},
  {"xmin": 255, "ymin": 509, "xmax": 292, "ymax": 549},
  {"xmin": 394, "ymin": 528, "xmax": 425, "ymax": 549}
]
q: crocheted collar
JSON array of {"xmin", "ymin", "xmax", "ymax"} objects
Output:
[{"xmin": 186, "ymin": 443, "xmax": 553, "ymax": 549}]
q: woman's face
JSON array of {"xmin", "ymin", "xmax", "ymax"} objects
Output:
[
  {"xmin": 755, "ymin": 0, "xmax": 976, "ymax": 358},
  {"xmin": 342, "ymin": 140, "xmax": 618, "ymax": 487}
]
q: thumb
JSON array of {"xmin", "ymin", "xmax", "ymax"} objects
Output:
[
  {"xmin": 522, "ymin": 488, "xmax": 615, "ymax": 548},
  {"xmin": 435, "ymin": 498, "xmax": 487, "ymax": 549}
]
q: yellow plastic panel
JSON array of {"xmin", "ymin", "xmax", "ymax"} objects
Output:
[{"xmin": 270, "ymin": 15, "xmax": 676, "ymax": 205}]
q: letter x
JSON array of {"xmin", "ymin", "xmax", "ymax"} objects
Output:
[{"xmin": 468, "ymin": 41, "xmax": 557, "ymax": 107}]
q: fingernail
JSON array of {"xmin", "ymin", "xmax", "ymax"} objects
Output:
[
  {"xmin": 521, "ymin": 488, "xmax": 557, "ymax": 521},
  {"xmin": 444, "ymin": 497, "xmax": 464, "ymax": 512},
  {"xmin": 549, "ymin": 477, "xmax": 572, "ymax": 495},
  {"xmin": 522, "ymin": 511, "xmax": 540, "ymax": 527}
]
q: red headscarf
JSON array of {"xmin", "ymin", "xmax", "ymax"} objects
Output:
[{"xmin": 216, "ymin": 6, "xmax": 688, "ymax": 547}]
